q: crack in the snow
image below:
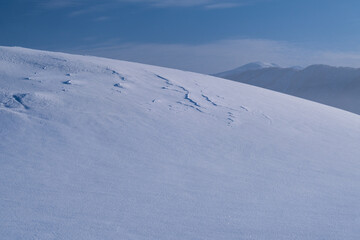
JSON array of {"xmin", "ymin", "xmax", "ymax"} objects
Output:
[
  {"xmin": 155, "ymin": 74, "xmax": 268, "ymax": 126},
  {"xmin": 201, "ymin": 94, "xmax": 218, "ymax": 106},
  {"xmin": 156, "ymin": 74, "xmax": 202, "ymax": 111},
  {"xmin": 177, "ymin": 101, "xmax": 203, "ymax": 113}
]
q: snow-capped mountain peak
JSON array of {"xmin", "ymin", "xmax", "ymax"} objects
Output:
[
  {"xmin": 237, "ymin": 61, "xmax": 280, "ymax": 69},
  {"xmin": 215, "ymin": 61, "xmax": 280, "ymax": 77}
]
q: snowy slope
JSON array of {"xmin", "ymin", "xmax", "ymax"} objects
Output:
[
  {"xmin": 1, "ymin": 47, "xmax": 360, "ymax": 240},
  {"xmin": 215, "ymin": 64, "xmax": 360, "ymax": 115}
]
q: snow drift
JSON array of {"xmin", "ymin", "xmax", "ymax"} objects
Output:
[{"xmin": 1, "ymin": 47, "xmax": 360, "ymax": 240}]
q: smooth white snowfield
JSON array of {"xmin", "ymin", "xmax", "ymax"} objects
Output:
[{"xmin": 1, "ymin": 47, "xmax": 360, "ymax": 240}]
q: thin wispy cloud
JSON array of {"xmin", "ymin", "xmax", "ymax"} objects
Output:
[
  {"xmin": 93, "ymin": 16, "xmax": 111, "ymax": 22},
  {"xmin": 37, "ymin": 0, "xmax": 82, "ymax": 9},
  {"xmin": 70, "ymin": 38, "xmax": 360, "ymax": 73},
  {"xmin": 118, "ymin": 0, "xmax": 265, "ymax": 8},
  {"xmin": 36, "ymin": 0, "xmax": 262, "ymax": 10},
  {"xmin": 205, "ymin": 3, "xmax": 244, "ymax": 9},
  {"xmin": 69, "ymin": 4, "xmax": 110, "ymax": 17},
  {"xmin": 121, "ymin": 0, "xmax": 212, "ymax": 7}
]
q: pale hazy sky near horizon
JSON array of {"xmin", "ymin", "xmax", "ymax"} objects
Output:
[{"xmin": 2, "ymin": 0, "xmax": 360, "ymax": 73}]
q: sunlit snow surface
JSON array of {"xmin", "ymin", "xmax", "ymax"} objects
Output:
[{"xmin": 1, "ymin": 47, "xmax": 360, "ymax": 240}]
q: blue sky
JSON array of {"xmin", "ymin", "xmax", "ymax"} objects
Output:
[{"xmin": 2, "ymin": 0, "xmax": 360, "ymax": 73}]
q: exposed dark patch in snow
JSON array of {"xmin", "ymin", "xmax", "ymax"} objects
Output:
[
  {"xmin": 62, "ymin": 80, "xmax": 71, "ymax": 85},
  {"xmin": 108, "ymin": 68, "xmax": 126, "ymax": 81},
  {"xmin": 113, "ymin": 83, "xmax": 124, "ymax": 88},
  {"xmin": 12, "ymin": 93, "xmax": 29, "ymax": 109}
]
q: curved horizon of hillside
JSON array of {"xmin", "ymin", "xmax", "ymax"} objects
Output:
[
  {"xmin": 215, "ymin": 62, "xmax": 360, "ymax": 115},
  {"xmin": 1, "ymin": 47, "xmax": 360, "ymax": 239}
]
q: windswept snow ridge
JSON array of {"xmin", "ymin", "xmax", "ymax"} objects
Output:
[{"xmin": 0, "ymin": 47, "xmax": 360, "ymax": 240}]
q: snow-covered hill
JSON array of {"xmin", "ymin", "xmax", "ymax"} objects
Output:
[
  {"xmin": 215, "ymin": 63, "xmax": 360, "ymax": 115},
  {"xmin": 1, "ymin": 47, "xmax": 360, "ymax": 240}
]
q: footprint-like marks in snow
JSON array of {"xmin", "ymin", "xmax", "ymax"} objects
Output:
[{"xmin": 227, "ymin": 112, "xmax": 235, "ymax": 125}]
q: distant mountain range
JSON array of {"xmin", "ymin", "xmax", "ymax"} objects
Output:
[
  {"xmin": 215, "ymin": 62, "xmax": 360, "ymax": 115},
  {"xmin": 216, "ymin": 62, "xmax": 281, "ymax": 77}
]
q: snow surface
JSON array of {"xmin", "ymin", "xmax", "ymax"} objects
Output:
[
  {"xmin": 1, "ymin": 47, "xmax": 360, "ymax": 240},
  {"xmin": 215, "ymin": 64, "xmax": 360, "ymax": 115}
]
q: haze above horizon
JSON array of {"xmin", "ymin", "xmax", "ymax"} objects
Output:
[{"xmin": 2, "ymin": 0, "xmax": 360, "ymax": 73}]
